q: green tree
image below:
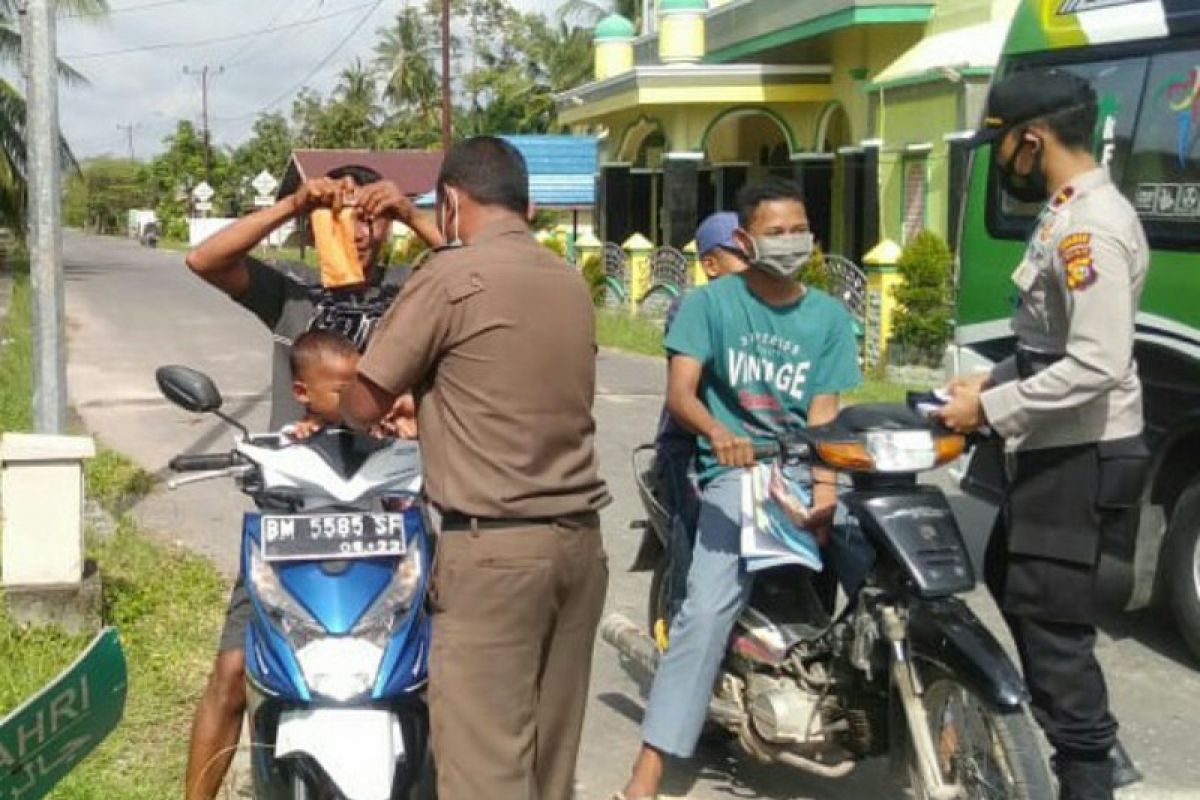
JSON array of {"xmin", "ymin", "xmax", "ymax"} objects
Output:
[
  {"xmin": 0, "ymin": 0, "xmax": 110, "ymax": 231},
  {"xmin": 890, "ymin": 230, "xmax": 955, "ymax": 367},
  {"xmin": 374, "ymin": 5, "xmax": 439, "ymax": 126},
  {"xmin": 557, "ymin": 0, "xmax": 639, "ymax": 29},
  {"xmin": 63, "ymin": 157, "xmax": 149, "ymax": 234},
  {"xmin": 143, "ymin": 121, "xmax": 231, "ymax": 234},
  {"xmin": 231, "ymin": 113, "xmax": 293, "ymax": 182}
]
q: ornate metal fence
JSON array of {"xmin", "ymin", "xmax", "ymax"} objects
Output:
[
  {"xmin": 602, "ymin": 243, "xmax": 629, "ymax": 308},
  {"xmin": 638, "ymin": 246, "xmax": 690, "ymax": 317}
]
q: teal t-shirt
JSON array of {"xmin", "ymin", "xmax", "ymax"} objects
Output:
[{"xmin": 664, "ymin": 275, "xmax": 862, "ymax": 484}]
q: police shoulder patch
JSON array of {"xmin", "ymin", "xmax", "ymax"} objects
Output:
[{"xmin": 1058, "ymin": 231, "xmax": 1097, "ymax": 291}]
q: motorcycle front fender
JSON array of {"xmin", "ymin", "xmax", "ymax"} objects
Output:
[{"xmin": 907, "ymin": 596, "xmax": 1028, "ymax": 711}]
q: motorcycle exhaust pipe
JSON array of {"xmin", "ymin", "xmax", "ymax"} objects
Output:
[
  {"xmin": 600, "ymin": 613, "xmax": 660, "ymax": 683},
  {"xmin": 601, "ymin": 613, "xmax": 747, "ymax": 729}
]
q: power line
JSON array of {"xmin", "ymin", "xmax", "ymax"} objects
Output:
[
  {"xmin": 61, "ymin": 1, "xmax": 380, "ymax": 61},
  {"xmin": 222, "ymin": 0, "xmax": 324, "ymax": 69},
  {"xmin": 211, "ymin": 0, "xmax": 384, "ymax": 124},
  {"xmin": 183, "ymin": 65, "xmax": 223, "ymax": 181},
  {"xmin": 64, "ymin": 0, "xmax": 199, "ymax": 19}
]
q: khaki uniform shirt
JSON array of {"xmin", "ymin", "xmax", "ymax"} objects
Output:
[
  {"xmin": 358, "ymin": 219, "xmax": 611, "ymax": 519},
  {"xmin": 981, "ymin": 168, "xmax": 1148, "ymax": 451}
]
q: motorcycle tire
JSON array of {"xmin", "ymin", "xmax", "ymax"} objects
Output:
[
  {"xmin": 1164, "ymin": 478, "xmax": 1200, "ymax": 665},
  {"xmin": 909, "ymin": 667, "xmax": 1053, "ymax": 800}
]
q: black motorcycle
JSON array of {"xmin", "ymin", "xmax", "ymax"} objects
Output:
[{"xmin": 607, "ymin": 403, "xmax": 1053, "ymax": 799}]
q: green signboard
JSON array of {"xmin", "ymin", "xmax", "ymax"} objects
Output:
[{"xmin": 0, "ymin": 628, "xmax": 127, "ymax": 800}]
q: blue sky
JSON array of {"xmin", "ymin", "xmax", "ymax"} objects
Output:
[{"xmin": 57, "ymin": 0, "xmax": 569, "ymax": 161}]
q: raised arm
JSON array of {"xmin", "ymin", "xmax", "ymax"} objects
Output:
[{"xmin": 184, "ymin": 177, "xmax": 352, "ymax": 298}]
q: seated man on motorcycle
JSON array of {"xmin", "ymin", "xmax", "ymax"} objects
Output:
[
  {"xmin": 617, "ymin": 178, "xmax": 861, "ymax": 800},
  {"xmin": 654, "ymin": 211, "xmax": 747, "ymax": 625},
  {"xmin": 181, "ymin": 165, "xmax": 439, "ymax": 800}
]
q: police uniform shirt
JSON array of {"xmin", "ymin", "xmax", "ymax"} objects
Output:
[
  {"xmin": 358, "ymin": 218, "xmax": 612, "ymax": 519},
  {"xmin": 981, "ymin": 168, "xmax": 1148, "ymax": 451}
]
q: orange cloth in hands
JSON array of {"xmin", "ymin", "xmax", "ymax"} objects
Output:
[{"xmin": 311, "ymin": 207, "xmax": 364, "ymax": 288}]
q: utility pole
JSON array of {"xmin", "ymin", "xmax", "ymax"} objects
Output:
[
  {"xmin": 21, "ymin": 0, "xmax": 67, "ymax": 433},
  {"xmin": 183, "ymin": 65, "xmax": 223, "ymax": 182},
  {"xmin": 440, "ymin": 0, "xmax": 451, "ymax": 153},
  {"xmin": 116, "ymin": 122, "xmax": 138, "ymax": 161}
]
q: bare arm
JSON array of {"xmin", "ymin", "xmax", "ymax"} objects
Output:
[
  {"xmin": 342, "ymin": 374, "xmax": 399, "ymax": 432},
  {"xmin": 667, "ymin": 355, "xmax": 755, "ymax": 467},
  {"xmin": 806, "ymin": 393, "xmax": 839, "ymax": 511}
]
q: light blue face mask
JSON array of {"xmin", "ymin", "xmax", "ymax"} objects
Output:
[{"xmin": 749, "ymin": 232, "xmax": 815, "ymax": 279}]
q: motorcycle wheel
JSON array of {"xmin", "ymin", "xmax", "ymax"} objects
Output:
[
  {"xmin": 910, "ymin": 669, "xmax": 1053, "ymax": 800},
  {"xmin": 1164, "ymin": 478, "xmax": 1200, "ymax": 664}
]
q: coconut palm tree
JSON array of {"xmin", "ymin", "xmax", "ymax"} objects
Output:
[
  {"xmin": 373, "ymin": 6, "xmax": 439, "ymax": 128},
  {"xmin": 0, "ymin": 0, "xmax": 110, "ymax": 230},
  {"xmin": 558, "ymin": 0, "xmax": 640, "ymax": 29}
]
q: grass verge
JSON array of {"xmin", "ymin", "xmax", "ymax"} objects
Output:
[
  {"xmin": 594, "ymin": 307, "xmax": 921, "ymax": 404},
  {"xmin": 0, "ymin": 268, "xmax": 226, "ymax": 798}
]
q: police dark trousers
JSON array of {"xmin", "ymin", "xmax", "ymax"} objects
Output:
[{"xmin": 984, "ymin": 442, "xmax": 1123, "ymax": 794}]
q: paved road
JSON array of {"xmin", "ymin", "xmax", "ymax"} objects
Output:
[{"xmin": 63, "ymin": 231, "xmax": 1200, "ymax": 799}]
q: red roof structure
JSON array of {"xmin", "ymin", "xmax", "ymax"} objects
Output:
[{"xmin": 277, "ymin": 149, "xmax": 444, "ymax": 199}]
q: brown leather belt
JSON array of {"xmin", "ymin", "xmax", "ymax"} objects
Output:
[{"xmin": 440, "ymin": 512, "xmax": 558, "ymax": 531}]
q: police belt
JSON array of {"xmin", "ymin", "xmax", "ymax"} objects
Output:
[{"xmin": 1016, "ymin": 348, "xmax": 1064, "ymax": 379}]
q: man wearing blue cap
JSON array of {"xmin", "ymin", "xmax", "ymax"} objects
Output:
[{"xmin": 653, "ymin": 212, "xmax": 748, "ymax": 630}]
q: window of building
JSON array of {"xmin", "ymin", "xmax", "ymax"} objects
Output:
[
  {"xmin": 1119, "ymin": 48, "xmax": 1200, "ymax": 248},
  {"xmin": 902, "ymin": 154, "xmax": 928, "ymax": 243}
]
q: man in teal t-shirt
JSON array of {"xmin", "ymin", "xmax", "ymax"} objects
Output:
[{"xmin": 618, "ymin": 178, "xmax": 861, "ymax": 800}]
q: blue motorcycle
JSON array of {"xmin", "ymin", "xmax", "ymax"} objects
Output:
[{"xmin": 158, "ymin": 365, "xmax": 433, "ymax": 800}]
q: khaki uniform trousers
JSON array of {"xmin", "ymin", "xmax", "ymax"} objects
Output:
[{"xmin": 429, "ymin": 513, "xmax": 608, "ymax": 800}]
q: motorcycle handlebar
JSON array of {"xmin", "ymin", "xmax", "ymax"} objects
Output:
[
  {"xmin": 752, "ymin": 443, "xmax": 781, "ymax": 461},
  {"xmin": 169, "ymin": 453, "xmax": 236, "ymax": 472}
]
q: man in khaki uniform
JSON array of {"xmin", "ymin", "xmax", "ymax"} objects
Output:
[
  {"xmin": 341, "ymin": 136, "xmax": 611, "ymax": 800},
  {"xmin": 939, "ymin": 70, "xmax": 1148, "ymax": 800}
]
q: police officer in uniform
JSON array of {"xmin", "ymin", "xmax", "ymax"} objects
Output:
[{"xmin": 938, "ymin": 69, "xmax": 1149, "ymax": 800}]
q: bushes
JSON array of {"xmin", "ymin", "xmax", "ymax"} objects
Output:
[
  {"xmin": 580, "ymin": 253, "xmax": 606, "ymax": 306},
  {"xmin": 799, "ymin": 244, "xmax": 832, "ymax": 292},
  {"xmin": 890, "ymin": 230, "xmax": 954, "ymax": 367}
]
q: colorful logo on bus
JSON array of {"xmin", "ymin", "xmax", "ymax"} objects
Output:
[{"xmin": 1157, "ymin": 66, "xmax": 1200, "ymax": 167}]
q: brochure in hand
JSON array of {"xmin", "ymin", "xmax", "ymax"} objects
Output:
[{"xmin": 739, "ymin": 462, "xmax": 822, "ymax": 574}]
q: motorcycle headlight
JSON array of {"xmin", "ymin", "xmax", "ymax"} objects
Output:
[
  {"xmin": 817, "ymin": 431, "xmax": 965, "ymax": 473},
  {"xmin": 248, "ymin": 544, "xmax": 324, "ymax": 651},
  {"xmin": 351, "ymin": 532, "xmax": 424, "ymax": 647},
  {"xmin": 295, "ymin": 637, "xmax": 385, "ymax": 702}
]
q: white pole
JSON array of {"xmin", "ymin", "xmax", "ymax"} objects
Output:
[{"xmin": 24, "ymin": 0, "xmax": 67, "ymax": 434}]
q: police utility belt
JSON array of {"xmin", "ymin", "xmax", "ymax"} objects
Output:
[{"xmin": 1011, "ymin": 348, "xmax": 1149, "ymax": 512}]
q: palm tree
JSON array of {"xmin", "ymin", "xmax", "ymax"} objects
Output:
[
  {"xmin": 0, "ymin": 0, "xmax": 110, "ymax": 230},
  {"xmin": 373, "ymin": 7, "xmax": 439, "ymax": 127}
]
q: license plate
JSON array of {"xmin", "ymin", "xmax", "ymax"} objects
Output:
[{"xmin": 261, "ymin": 513, "xmax": 407, "ymax": 562}]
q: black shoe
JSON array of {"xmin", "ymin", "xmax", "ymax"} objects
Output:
[
  {"xmin": 1056, "ymin": 757, "xmax": 1114, "ymax": 800},
  {"xmin": 1110, "ymin": 740, "xmax": 1143, "ymax": 789}
]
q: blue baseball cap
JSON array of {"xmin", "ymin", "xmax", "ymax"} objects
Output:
[{"xmin": 695, "ymin": 212, "xmax": 740, "ymax": 257}]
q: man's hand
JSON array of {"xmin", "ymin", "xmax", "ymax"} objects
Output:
[
  {"xmin": 936, "ymin": 383, "xmax": 986, "ymax": 433},
  {"xmin": 708, "ymin": 424, "xmax": 755, "ymax": 468},
  {"xmin": 356, "ymin": 181, "xmax": 417, "ymax": 225},
  {"xmin": 292, "ymin": 176, "xmax": 357, "ymax": 217},
  {"xmin": 945, "ymin": 372, "xmax": 991, "ymax": 395},
  {"xmin": 374, "ymin": 393, "xmax": 418, "ymax": 439}
]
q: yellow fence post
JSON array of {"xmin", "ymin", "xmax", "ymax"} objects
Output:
[
  {"xmin": 862, "ymin": 239, "xmax": 905, "ymax": 369},
  {"xmin": 624, "ymin": 233, "xmax": 654, "ymax": 312},
  {"xmin": 684, "ymin": 239, "xmax": 707, "ymax": 287},
  {"xmin": 575, "ymin": 231, "xmax": 602, "ymax": 266}
]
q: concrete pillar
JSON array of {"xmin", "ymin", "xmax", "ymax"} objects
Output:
[
  {"xmin": 862, "ymin": 238, "xmax": 904, "ymax": 369},
  {"xmin": 624, "ymin": 233, "xmax": 654, "ymax": 311},
  {"xmin": 658, "ymin": 0, "xmax": 707, "ymax": 64},
  {"xmin": 662, "ymin": 153, "xmax": 703, "ymax": 249},
  {"xmin": 593, "ymin": 15, "xmax": 636, "ymax": 80},
  {"xmin": 1, "ymin": 433, "xmax": 95, "ymax": 588},
  {"xmin": 598, "ymin": 164, "xmax": 634, "ymax": 244}
]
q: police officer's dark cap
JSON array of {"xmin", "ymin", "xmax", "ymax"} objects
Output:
[{"xmin": 966, "ymin": 69, "xmax": 1097, "ymax": 149}]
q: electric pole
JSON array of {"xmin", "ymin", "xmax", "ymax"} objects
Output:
[
  {"xmin": 440, "ymin": 0, "xmax": 451, "ymax": 153},
  {"xmin": 183, "ymin": 65, "xmax": 224, "ymax": 182},
  {"xmin": 116, "ymin": 122, "xmax": 138, "ymax": 161},
  {"xmin": 21, "ymin": 0, "xmax": 67, "ymax": 433}
]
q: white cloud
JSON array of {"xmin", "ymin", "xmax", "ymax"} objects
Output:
[{"xmin": 56, "ymin": 0, "xmax": 570, "ymax": 161}]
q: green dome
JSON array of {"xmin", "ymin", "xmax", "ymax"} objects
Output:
[
  {"xmin": 594, "ymin": 14, "xmax": 636, "ymax": 40},
  {"xmin": 659, "ymin": 0, "xmax": 707, "ymax": 11}
]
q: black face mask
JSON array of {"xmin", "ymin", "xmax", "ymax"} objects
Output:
[{"xmin": 995, "ymin": 132, "xmax": 1049, "ymax": 204}]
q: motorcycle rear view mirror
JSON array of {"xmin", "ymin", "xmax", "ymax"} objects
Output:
[{"xmin": 157, "ymin": 365, "xmax": 223, "ymax": 413}]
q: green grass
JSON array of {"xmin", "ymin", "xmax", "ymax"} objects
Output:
[
  {"xmin": 594, "ymin": 307, "xmax": 920, "ymax": 404},
  {"xmin": 0, "ymin": 270, "xmax": 227, "ymax": 798},
  {"xmin": 595, "ymin": 308, "xmax": 665, "ymax": 357}
]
